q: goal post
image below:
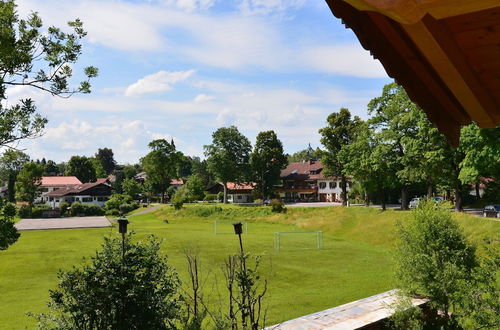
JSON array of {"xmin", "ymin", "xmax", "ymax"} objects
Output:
[
  {"xmin": 274, "ymin": 231, "xmax": 323, "ymax": 252},
  {"xmin": 213, "ymin": 220, "xmax": 248, "ymax": 235}
]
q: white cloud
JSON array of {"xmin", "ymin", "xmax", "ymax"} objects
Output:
[
  {"xmin": 125, "ymin": 70, "xmax": 196, "ymax": 97},
  {"xmin": 162, "ymin": 0, "xmax": 216, "ymax": 12},
  {"xmin": 238, "ymin": 0, "xmax": 305, "ymax": 16},
  {"xmin": 194, "ymin": 94, "xmax": 215, "ymax": 102},
  {"xmin": 216, "ymin": 109, "xmax": 237, "ymax": 126}
]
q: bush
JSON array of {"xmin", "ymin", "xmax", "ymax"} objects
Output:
[
  {"xmin": 217, "ymin": 191, "xmax": 224, "ymax": 202},
  {"xmin": 70, "ymin": 202, "xmax": 86, "ymax": 216},
  {"xmin": 69, "ymin": 202, "xmax": 105, "ymax": 216},
  {"xmin": 3, "ymin": 203, "xmax": 17, "ymax": 218},
  {"xmin": 270, "ymin": 199, "xmax": 286, "ymax": 213},
  {"xmin": 32, "ymin": 235, "xmax": 181, "ymax": 329},
  {"xmin": 59, "ymin": 202, "xmax": 70, "ymax": 216},
  {"xmin": 203, "ymin": 193, "xmax": 217, "ymax": 202},
  {"xmin": 105, "ymin": 194, "xmax": 133, "ymax": 211},
  {"xmin": 31, "ymin": 205, "xmax": 52, "ymax": 218},
  {"xmin": 105, "ymin": 208, "xmax": 120, "ymax": 216},
  {"xmin": 17, "ymin": 205, "xmax": 31, "ymax": 218},
  {"xmin": 119, "ymin": 203, "xmax": 137, "ymax": 215}
]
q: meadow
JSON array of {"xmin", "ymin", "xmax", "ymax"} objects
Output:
[{"xmin": 0, "ymin": 204, "xmax": 497, "ymax": 328}]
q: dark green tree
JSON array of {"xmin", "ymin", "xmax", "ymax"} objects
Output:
[
  {"xmin": 190, "ymin": 157, "xmax": 214, "ymax": 189},
  {"xmin": 0, "ymin": 0, "xmax": 97, "ymax": 148},
  {"xmin": 90, "ymin": 157, "xmax": 107, "ymax": 178},
  {"xmin": 95, "ymin": 148, "xmax": 116, "ymax": 175},
  {"xmin": 319, "ymin": 108, "xmax": 362, "ymax": 206},
  {"xmin": 0, "ymin": 202, "xmax": 19, "ymax": 250},
  {"xmin": 0, "ymin": 150, "xmax": 30, "ymax": 202},
  {"xmin": 287, "ymin": 145, "xmax": 323, "ymax": 163},
  {"xmin": 15, "ymin": 162, "xmax": 43, "ymax": 207},
  {"xmin": 204, "ymin": 126, "xmax": 252, "ymax": 203},
  {"xmin": 184, "ymin": 174, "xmax": 205, "ymax": 201},
  {"xmin": 141, "ymin": 139, "xmax": 183, "ymax": 203},
  {"xmin": 250, "ymin": 130, "xmax": 288, "ymax": 200},
  {"xmin": 33, "ymin": 235, "xmax": 181, "ymax": 329},
  {"xmin": 122, "ymin": 178, "xmax": 142, "ymax": 200},
  {"xmin": 43, "ymin": 160, "xmax": 59, "ymax": 176},
  {"xmin": 66, "ymin": 156, "xmax": 97, "ymax": 183}
]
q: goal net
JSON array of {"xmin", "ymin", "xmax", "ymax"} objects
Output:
[
  {"xmin": 213, "ymin": 220, "xmax": 248, "ymax": 235},
  {"xmin": 274, "ymin": 231, "xmax": 323, "ymax": 251}
]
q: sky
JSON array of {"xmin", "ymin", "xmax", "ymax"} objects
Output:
[{"xmin": 9, "ymin": 0, "xmax": 392, "ymax": 164}]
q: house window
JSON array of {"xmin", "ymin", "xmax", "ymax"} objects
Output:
[
  {"xmin": 329, "ymin": 181, "xmax": 336, "ymax": 189},
  {"xmin": 97, "ymin": 197, "xmax": 109, "ymax": 202},
  {"xmin": 82, "ymin": 197, "xmax": 93, "ymax": 202},
  {"xmin": 319, "ymin": 182, "xmax": 326, "ymax": 189},
  {"xmin": 41, "ymin": 188, "xmax": 49, "ymax": 192},
  {"xmin": 55, "ymin": 199, "xmax": 59, "ymax": 202},
  {"xmin": 237, "ymin": 195, "xmax": 242, "ymax": 200},
  {"xmin": 49, "ymin": 197, "xmax": 54, "ymax": 202}
]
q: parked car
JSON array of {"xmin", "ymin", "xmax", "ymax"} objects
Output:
[
  {"xmin": 409, "ymin": 197, "xmax": 421, "ymax": 209},
  {"xmin": 432, "ymin": 196, "xmax": 444, "ymax": 204},
  {"xmin": 483, "ymin": 205, "xmax": 500, "ymax": 218}
]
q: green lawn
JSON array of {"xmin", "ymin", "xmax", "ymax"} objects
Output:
[{"xmin": 0, "ymin": 204, "xmax": 497, "ymax": 328}]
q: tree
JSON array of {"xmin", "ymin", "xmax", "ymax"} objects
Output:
[
  {"xmin": 33, "ymin": 235, "xmax": 181, "ymax": 329},
  {"xmin": 185, "ymin": 174, "xmax": 205, "ymax": 201},
  {"xmin": 0, "ymin": 0, "xmax": 97, "ymax": 148},
  {"xmin": 250, "ymin": 130, "xmax": 288, "ymax": 200},
  {"xmin": 15, "ymin": 162, "xmax": 43, "ymax": 207},
  {"xmin": 204, "ymin": 126, "xmax": 252, "ymax": 203},
  {"xmin": 122, "ymin": 178, "xmax": 141, "ymax": 200},
  {"xmin": 90, "ymin": 157, "xmax": 107, "ymax": 178},
  {"xmin": 319, "ymin": 108, "xmax": 362, "ymax": 206},
  {"xmin": 287, "ymin": 145, "xmax": 322, "ymax": 163},
  {"xmin": 0, "ymin": 202, "xmax": 19, "ymax": 250},
  {"xmin": 141, "ymin": 139, "xmax": 183, "ymax": 203},
  {"xmin": 190, "ymin": 157, "xmax": 214, "ymax": 189},
  {"xmin": 66, "ymin": 156, "xmax": 96, "ymax": 183},
  {"xmin": 394, "ymin": 200, "xmax": 478, "ymax": 328},
  {"xmin": 43, "ymin": 160, "xmax": 59, "ymax": 176},
  {"xmin": 0, "ymin": 150, "xmax": 30, "ymax": 202},
  {"xmin": 95, "ymin": 148, "xmax": 116, "ymax": 175}
]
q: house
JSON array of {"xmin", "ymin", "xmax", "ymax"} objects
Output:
[
  {"xmin": 38, "ymin": 176, "xmax": 82, "ymax": 203},
  {"xmin": 44, "ymin": 178, "xmax": 112, "ymax": 208},
  {"xmin": 206, "ymin": 182, "xmax": 255, "ymax": 203},
  {"xmin": 277, "ymin": 160, "xmax": 351, "ymax": 203},
  {"xmin": 134, "ymin": 172, "xmax": 184, "ymax": 188}
]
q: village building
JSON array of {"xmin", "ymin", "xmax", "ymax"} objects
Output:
[
  {"xmin": 38, "ymin": 176, "xmax": 82, "ymax": 204},
  {"xmin": 277, "ymin": 160, "xmax": 351, "ymax": 203},
  {"xmin": 43, "ymin": 178, "xmax": 112, "ymax": 208},
  {"xmin": 206, "ymin": 182, "xmax": 255, "ymax": 203}
]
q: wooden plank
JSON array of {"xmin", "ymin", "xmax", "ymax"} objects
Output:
[
  {"xmin": 402, "ymin": 16, "xmax": 497, "ymax": 126},
  {"xmin": 368, "ymin": 12, "xmax": 469, "ymax": 124},
  {"xmin": 454, "ymin": 25, "xmax": 500, "ymax": 49},
  {"xmin": 445, "ymin": 7, "xmax": 500, "ymax": 33},
  {"xmin": 465, "ymin": 44, "xmax": 500, "ymax": 64},
  {"xmin": 478, "ymin": 71, "xmax": 500, "ymax": 92}
]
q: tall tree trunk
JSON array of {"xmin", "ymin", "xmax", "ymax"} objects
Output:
[
  {"xmin": 7, "ymin": 172, "xmax": 16, "ymax": 203},
  {"xmin": 381, "ymin": 188, "xmax": 386, "ymax": 211},
  {"xmin": 365, "ymin": 191, "xmax": 370, "ymax": 207},
  {"xmin": 223, "ymin": 182, "xmax": 228, "ymax": 204},
  {"xmin": 445, "ymin": 190, "xmax": 451, "ymax": 201},
  {"xmin": 475, "ymin": 182, "xmax": 480, "ymax": 198},
  {"xmin": 427, "ymin": 181, "xmax": 433, "ymax": 198},
  {"xmin": 401, "ymin": 184, "xmax": 408, "ymax": 210},
  {"xmin": 340, "ymin": 175, "xmax": 347, "ymax": 206}
]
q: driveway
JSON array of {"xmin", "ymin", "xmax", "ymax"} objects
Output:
[{"xmin": 15, "ymin": 216, "xmax": 111, "ymax": 231}]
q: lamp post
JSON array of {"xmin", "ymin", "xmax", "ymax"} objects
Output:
[
  {"xmin": 233, "ymin": 222, "xmax": 244, "ymax": 254},
  {"xmin": 117, "ymin": 217, "xmax": 129, "ymax": 259}
]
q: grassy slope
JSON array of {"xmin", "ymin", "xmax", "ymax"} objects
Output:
[{"xmin": 0, "ymin": 204, "xmax": 497, "ymax": 328}]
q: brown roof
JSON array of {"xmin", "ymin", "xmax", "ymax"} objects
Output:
[
  {"xmin": 171, "ymin": 179, "xmax": 184, "ymax": 185},
  {"xmin": 45, "ymin": 180, "xmax": 110, "ymax": 197},
  {"xmin": 281, "ymin": 161, "xmax": 327, "ymax": 181},
  {"xmin": 326, "ymin": 0, "xmax": 500, "ymax": 145},
  {"xmin": 226, "ymin": 182, "xmax": 255, "ymax": 190},
  {"xmin": 40, "ymin": 176, "xmax": 82, "ymax": 187}
]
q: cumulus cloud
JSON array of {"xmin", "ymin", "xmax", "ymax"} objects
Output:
[
  {"xmin": 194, "ymin": 94, "xmax": 215, "ymax": 102},
  {"xmin": 162, "ymin": 0, "xmax": 216, "ymax": 12},
  {"xmin": 125, "ymin": 70, "xmax": 196, "ymax": 97},
  {"xmin": 239, "ymin": 0, "xmax": 305, "ymax": 16},
  {"xmin": 216, "ymin": 109, "xmax": 237, "ymax": 126}
]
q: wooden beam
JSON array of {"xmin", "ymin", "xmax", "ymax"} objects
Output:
[
  {"xmin": 402, "ymin": 15, "xmax": 497, "ymax": 127},
  {"xmin": 341, "ymin": 0, "xmax": 500, "ymax": 24}
]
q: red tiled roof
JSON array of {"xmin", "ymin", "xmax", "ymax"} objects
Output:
[
  {"xmin": 226, "ymin": 182, "xmax": 255, "ymax": 190},
  {"xmin": 40, "ymin": 176, "xmax": 82, "ymax": 186},
  {"xmin": 45, "ymin": 180, "xmax": 110, "ymax": 197},
  {"xmin": 171, "ymin": 179, "xmax": 184, "ymax": 185}
]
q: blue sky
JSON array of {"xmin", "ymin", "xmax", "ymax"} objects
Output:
[{"xmin": 10, "ymin": 0, "xmax": 391, "ymax": 164}]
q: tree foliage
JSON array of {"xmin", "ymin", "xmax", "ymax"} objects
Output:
[
  {"xmin": 319, "ymin": 108, "xmax": 362, "ymax": 206},
  {"xmin": 0, "ymin": 201, "xmax": 19, "ymax": 250},
  {"xmin": 33, "ymin": 235, "xmax": 180, "ymax": 329},
  {"xmin": 141, "ymin": 139, "xmax": 183, "ymax": 202},
  {"xmin": 15, "ymin": 161, "xmax": 43, "ymax": 206},
  {"xmin": 95, "ymin": 148, "xmax": 116, "ymax": 175},
  {"xmin": 0, "ymin": 0, "xmax": 97, "ymax": 148},
  {"xmin": 204, "ymin": 126, "xmax": 251, "ymax": 203},
  {"xmin": 185, "ymin": 174, "xmax": 206, "ymax": 201},
  {"xmin": 0, "ymin": 149, "xmax": 30, "ymax": 202},
  {"xmin": 250, "ymin": 130, "xmax": 287, "ymax": 200},
  {"xmin": 122, "ymin": 178, "xmax": 142, "ymax": 200},
  {"xmin": 66, "ymin": 156, "xmax": 96, "ymax": 183}
]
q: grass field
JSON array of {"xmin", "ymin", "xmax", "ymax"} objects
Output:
[{"xmin": 0, "ymin": 204, "xmax": 497, "ymax": 328}]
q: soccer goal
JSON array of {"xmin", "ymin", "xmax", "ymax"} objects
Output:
[
  {"xmin": 274, "ymin": 231, "xmax": 323, "ymax": 251},
  {"xmin": 213, "ymin": 220, "xmax": 248, "ymax": 235}
]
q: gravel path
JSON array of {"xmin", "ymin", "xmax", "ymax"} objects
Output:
[
  {"xmin": 130, "ymin": 204, "xmax": 162, "ymax": 216},
  {"xmin": 15, "ymin": 216, "xmax": 111, "ymax": 231}
]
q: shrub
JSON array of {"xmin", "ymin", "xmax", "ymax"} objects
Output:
[
  {"xmin": 3, "ymin": 203, "xmax": 17, "ymax": 218},
  {"xmin": 105, "ymin": 194, "xmax": 133, "ymax": 211},
  {"xmin": 105, "ymin": 208, "xmax": 120, "ymax": 216},
  {"xmin": 18, "ymin": 205, "xmax": 31, "ymax": 218},
  {"xmin": 217, "ymin": 191, "xmax": 224, "ymax": 202},
  {"xmin": 270, "ymin": 199, "xmax": 286, "ymax": 213},
  {"xmin": 85, "ymin": 204, "xmax": 105, "ymax": 216},
  {"xmin": 203, "ymin": 193, "xmax": 217, "ymax": 202},
  {"xmin": 119, "ymin": 203, "xmax": 136, "ymax": 215},
  {"xmin": 59, "ymin": 202, "xmax": 70, "ymax": 216},
  {"xmin": 70, "ymin": 202, "xmax": 86, "ymax": 216},
  {"xmin": 32, "ymin": 235, "xmax": 181, "ymax": 329},
  {"xmin": 31, "ymin": 205, "xmax": 52, "ymax": 218}
]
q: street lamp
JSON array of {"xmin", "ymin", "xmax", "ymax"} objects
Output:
[{"xmin": 233, "ymin": 222, "xmax": 244, "ymax": 254}]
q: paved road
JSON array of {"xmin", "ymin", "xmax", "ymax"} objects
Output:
[
  {"xmin": 15, "ymin": 216, "xmax": 111, "ymax": 231},
  {"xmin": 130, "ymin": 204, "xmax": 162, "ymax": 216}
]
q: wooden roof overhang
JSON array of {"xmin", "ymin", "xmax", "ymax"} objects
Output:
[{"xmin": 325, "ymin": 0, "xmax": 500, "ymax": 145}]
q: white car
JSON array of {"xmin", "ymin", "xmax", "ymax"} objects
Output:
[{"xmin": 409, "ymin": 197, "xmax": 420, "ymax": 209}]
